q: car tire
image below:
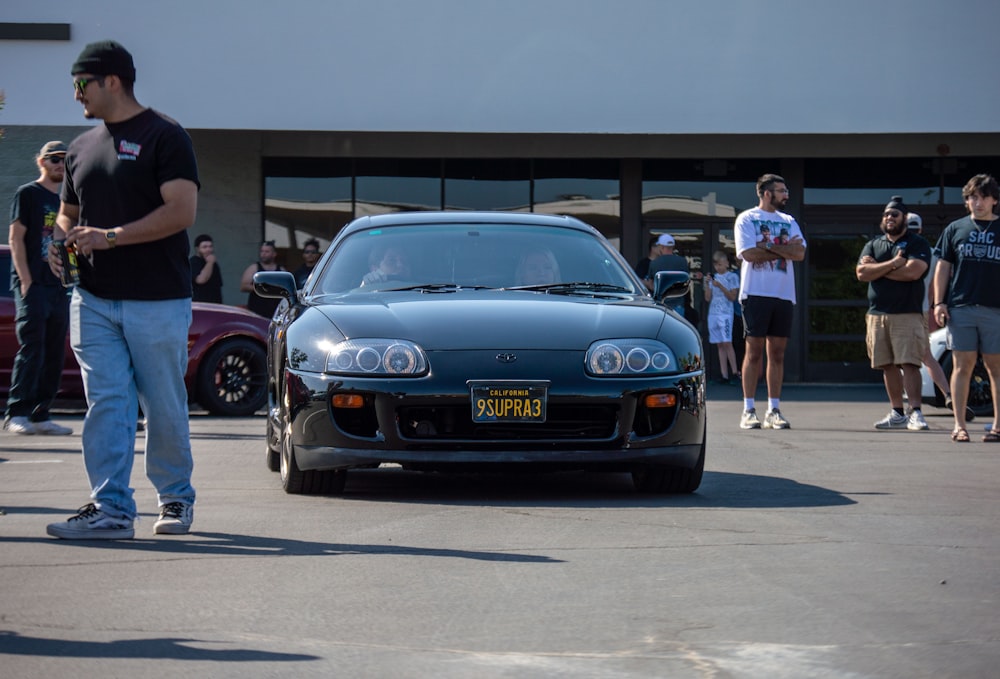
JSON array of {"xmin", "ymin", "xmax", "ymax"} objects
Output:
[
  {"xmin": 197, "ymin": 338, "xmax": 267, "ymax": 416},
  {"xmin": 265, "ymin": 415, "xmax": 280, "ymax": 472},
  {"xmin": 940, "ymin": 352, "xmax": 994, "ymax": 418},
  {"xmin": 280, "ymin": 423, "xmax": 347, "ymax": 495}
]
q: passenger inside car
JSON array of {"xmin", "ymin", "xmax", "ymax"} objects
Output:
[
  {"xmin": 514, "ymin": 248, "xmax": 561, "ymax": 286},
  {"xmin": 361, "ymin": 246, "xmax": 412, "ymax": 287}
]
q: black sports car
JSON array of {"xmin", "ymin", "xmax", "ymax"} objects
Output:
[{"xmin": 254, "ymin": 212, "xmax": 705, "ymax": 494}]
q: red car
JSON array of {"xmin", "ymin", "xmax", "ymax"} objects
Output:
[{"xmin": 0, "ymin": 245, "xmax": 269, "ymax": 416}]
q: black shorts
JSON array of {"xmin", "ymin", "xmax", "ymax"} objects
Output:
[{"xmin": 741, "ymin": 296, "xmax": 794, "ymax": 338}]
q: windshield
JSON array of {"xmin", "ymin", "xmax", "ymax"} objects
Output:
[{"xmin": 313, "ymin": 223, "xmax": 641, "ymax": 295}]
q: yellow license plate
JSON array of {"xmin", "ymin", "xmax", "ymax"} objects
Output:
[{"xmin": 470, "ymin": 383, "xmax": 547, "ymax": 423}]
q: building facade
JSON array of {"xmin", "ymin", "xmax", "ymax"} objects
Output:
[{"xmin": 2, "ymin": 1, "xmax": 998, "ymax": 382}]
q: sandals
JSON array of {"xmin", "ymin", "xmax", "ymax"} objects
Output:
[
  {"xmin": 983, "ymin": 429, "xmax": 1000, "ymax": 443},
  {"xmin": 952, "ymin": 428, "xmax": 970, "ymax": 443}
]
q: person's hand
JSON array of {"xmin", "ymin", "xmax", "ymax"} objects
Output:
[
  {"xmin": 934, "ymin": 304, "xmax": 949, "ymax": 327},
  {"xmin": 205, "ymin": 253, "xmax": 217, "ymax": 265},
  {"xmin": 48, "ymin": 242, "xmax": 64, "ymax": 278},
  {"xmin": 19, "ymin": 280, "xmax": 32, "ymax": 297},
  {"xmin": 66, "ymin": 226, "xmax": 113, "ymax": 258},
  {"xmin": 859, "ymin": 255, "xmax": 876, "ymax": 265}
]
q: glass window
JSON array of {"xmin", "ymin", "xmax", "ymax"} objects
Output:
[
  {"xmin": 533, "ymin": 159, "xmax": 620, "ymax": 247},
  {"xmin": 642, "ymin": 159, "xmax": 776, "ymax": 220},
  {"xmin": 444, "ymin": 159, "xmax": 530, "ymax": 211},
  {"xmin": 264, "ymin": 159, "xmax": 353, "ymax": 259},
  {"xmin": 356, "ymin": 159, "xmax": 442, "ymax": 215}
]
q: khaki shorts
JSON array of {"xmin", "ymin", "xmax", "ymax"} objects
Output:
[{"xmin": 866, "ymin": 313, "xmax": 928, "ymax": 369}]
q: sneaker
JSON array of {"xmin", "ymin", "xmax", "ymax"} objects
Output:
[
  {"xmin": 46, "ymin": 503, "xmax": 134, "ymax": 540},
  {"xmin": 32, "ymin": 419, "xmax": 73, "ymax": 436},
  {"xmin": 740, "ymin": 408, "xmax": 761, "ymax": 429},
  {"xmin": 907, "ymin": 409, "xmax": 929, "ymax": 431},
  {"xmin": 154, "ymin": 501, "xmax": 193, "ymax": 535},
  {"xmin": 763, "ymin": 409, "xmax": 790, "ymax": 429},
  {"xmin": 4, "ymin": 416, "xmax": 36, "ymax": 435},
  {"xmin": 874, "ymin": 410, "xmax": 908, "ymax": 429}
]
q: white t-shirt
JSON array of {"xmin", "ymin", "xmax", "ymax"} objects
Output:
[
  {"xmin": 734, "ymin": 207, "xmax": 806, "ymax": 304},
  {"xmin": 707, "ymin": 271, "xmax": 740, "ymax": 318}
]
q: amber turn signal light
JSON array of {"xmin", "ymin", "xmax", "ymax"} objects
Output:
[
  {"xmin": 331, "ymin": 394, "xmax": 365, "ymax": 409},
  {"xmin": 643, "ymin": 393, "xmax": 676, "ymax": 408}
]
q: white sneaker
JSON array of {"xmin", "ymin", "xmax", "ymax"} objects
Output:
[
  {"xmin": 763, "ymin": 409, "xmax": 791, "ymax": 429},
  {"xmin": 32, "ymin": 419, "xmax": 73, "ymax": 436},
  {"xmin": 4, "ymin": 416, "xmax": 36, "ymax": 435},
  {"xmin": 874, "ymin": 410, "xmax": 908, "ymax": 429},
  {"xmin": 154, "ymin": 502, "xmax": 194, "ymax": 535},
  {"xmin": 907, "ymin": 409, "xmax": 929, "ymax": 431},
  {"xmin": 46, "ymin": 503, "xmax": 134, "ymax": 540},
  {"xmin": 740, "ymin": 408, "xmax": 761, "ymax": 429}
]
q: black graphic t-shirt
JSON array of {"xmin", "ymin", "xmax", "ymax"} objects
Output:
[
  {"xmin": 62, "ymin": 108, "xmax": 200, "ymax": 300},
  {"xmin": 9, "ymin": 181, "xmax": 62, "ymax": 288},
  {"xmin": 935, "ymin": 216, "xmax": 1000, "ymax": 309}
]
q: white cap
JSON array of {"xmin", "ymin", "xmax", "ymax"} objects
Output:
[
  {"xmin": 655, "ymin": 234, "xmax": 675, "ymax": 247},
  {"xmin": 906, "ymin": 213, "xmax": 922, "ymax": 230}
]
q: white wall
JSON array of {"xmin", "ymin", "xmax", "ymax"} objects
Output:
[{"xmin": 2, "ymin": 0, "xmax": 998, "ymax": 134}]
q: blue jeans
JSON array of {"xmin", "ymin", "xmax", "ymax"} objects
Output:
[
  {"xmin": 6, "ymin": 283, "xmax": 70, "ymax": 421},
  {"xmin": 70, "ymin": 287, "xmax": 194, "ymax": 519}
]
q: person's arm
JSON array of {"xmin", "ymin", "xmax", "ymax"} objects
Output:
[
  {"xmin": 9, "ymin": 220, "xmax": 32, "ymax": 296},
  {"xmin": 883, "ymin": 257, "xmax": 928, "ymax": 282},
  {"xmin": 857, "ymin": 249, "xmax": 909, "ymax": 282},
  {"xmin": 932, "ymin": 259, "xmax": 953, "ymax": 325},
  {"xmin": 64, "ymin": 178, "xmax": 198, "ymax": 255},
  {"xmin": 240, "ymin": 263, "xmax": 257, "ymax": 293},
  {"xmin": 194, "ymin": 256, "xmax": 216, "ymax": 284}
]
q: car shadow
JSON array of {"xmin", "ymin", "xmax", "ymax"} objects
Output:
[
  {"xmin": 332, "ymin": 468, "xmax": 856, "ymax": 509},
  {"xmin": 0, "ymin": 630, "xmax": 319, "ymax": 661}
]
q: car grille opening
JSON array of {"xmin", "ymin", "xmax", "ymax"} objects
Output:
[{"xmin": 398, "ymin": 404, "xmax": 618, "ymax": 441}]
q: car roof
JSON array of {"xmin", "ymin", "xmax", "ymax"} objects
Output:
[{"xmin": 340, "ymin": 211, "xmax": 599, "ymax": 237}]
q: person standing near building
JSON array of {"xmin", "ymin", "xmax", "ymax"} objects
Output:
[
  {"xmin": 856, "ymin": 197, "xmax": 932, "ymax": 430},
  {"xmin": 633, "ymin": 235, "xmax": 663, "ymax": 281},
  {"xmin": 45, "ymin": 40, "xmax": 200, "ymax": 539},
  {"xmin": 646, "ymin": 234, "xmax": 689, "ymax": 314},
  {"xmin": 293, "ymin": 238, "xmax": 321, "ymax": 288},
  {"xmin": 240, "ymin": 240, "xmax": 285, "ymax": 317},
  {"xmin": 190, "ymin": 233, "xmax": 222, "ymax": 303},
  {"xmin": 735, "ymin": 174, "xmax": 806, "ymax": 430},
  {"xmin": 4, "ymin": 141, "xmax": 73, "ymax": 436},
  {"xmin": 933, "ymin": 173, "xmax": 1000, "ymax": 443},
  {"xmin": 704, "ymin": 250, "xmax": 740, "ymax": 384}
]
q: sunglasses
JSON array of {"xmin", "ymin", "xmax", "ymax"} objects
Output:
[
  {"xmin": 883, "ymin": 210, "xmax": 902, "ymax": 218},
  {"xmin": 303, "ymin": 249, "xmax": 319, "ymax": 255},
  {"xmin": 73, "ymin": 76, "xmax": 105, "ymax": 96},
  {"xmin": 44, "ymin": 155, "xmax": 65, "ymax": 164}
]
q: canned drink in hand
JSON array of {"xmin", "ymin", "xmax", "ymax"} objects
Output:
[{"xmin": 53, "ymin": 241, "xmax": 80, "ymax": 287}]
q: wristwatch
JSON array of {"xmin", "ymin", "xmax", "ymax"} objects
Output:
[{"xmin": 105, "ymin": 229, "xmax": 117, "ymax": 249}]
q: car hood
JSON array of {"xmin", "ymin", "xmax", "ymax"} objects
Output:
[{"xmin": 310, "ymin": 291, "xmax": 676, "ymax": 350}]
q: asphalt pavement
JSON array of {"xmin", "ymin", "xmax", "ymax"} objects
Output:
[{"xmin": 1, "ymin": 385, "xmax": 998, "ymax": 678}]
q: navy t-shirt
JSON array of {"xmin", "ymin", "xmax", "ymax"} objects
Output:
[
  {"xmin": 935, "ymin": 215, "xmax": 1000, "ymax": 309},
  {"xmin": 859, "ymin": 232, "xmax": 932, "ymax": 314},
  {"xmin": 62, "ymin": 108, "xmax": 200, "ymax": 300}
]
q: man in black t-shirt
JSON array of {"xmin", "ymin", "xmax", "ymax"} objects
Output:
[
  {"xmin": 857, "ymin": 196, "xmax": 932, "ymax": 431},
  {"xmin": 190, "ymin": 233, "xmax": 223, "ymax": 303},
  {"xmin": 46, "ymin": 41, "xmax": 200, "ymax": 541},
  {"xmin": 4, "ymin": 141, "xmax": 73, "ymax": 436}
]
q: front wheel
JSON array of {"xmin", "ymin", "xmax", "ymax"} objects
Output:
[
  {"xmin": 632, "ymin": 436, "xmax": 706, "ymax": 494},
  {"xmin": 279, "ymin": 423, "xmax": 347, "ymax": 495},
  {"xmin": 941, "ymin": 352, "xmax": 994, "ymax": 418}
]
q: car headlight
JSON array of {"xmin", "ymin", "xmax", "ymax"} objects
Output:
[
  {"xmin": 585, "ymin": 339, "xmax": 677, "ymax": 376},
  {"xmin": 326, "ymin": 339, "xmax": 428, "ymax": 376}
]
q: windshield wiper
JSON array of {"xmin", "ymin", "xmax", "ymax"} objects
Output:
[
  {"xmin": 385, "ymin": 283, "xmax": 495, "ymax": 292},
  {"xmin": 503, "ymin": 282, "xmax": 632, "ymax": 294}
]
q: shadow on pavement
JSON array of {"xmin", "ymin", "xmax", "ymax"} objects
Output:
[{"xmin": 0, "ymin": 630, "xmax": 318, "ymax": 661}]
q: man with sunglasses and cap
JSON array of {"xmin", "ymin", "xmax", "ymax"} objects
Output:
[
  {"xmin": 4, "ymin": 141, "xmax": 74, "ymax": 436},
  {"xmin": 45, "ymin": 40, "xmax": 200, "ymax": 540},
  {"xmin": 857, "ymin": 196, "xmax": 933, "ymax": 431}
]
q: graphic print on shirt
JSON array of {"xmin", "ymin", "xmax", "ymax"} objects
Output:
[
  {"xmin": 118, "ymin": 140, "xmax": 141, "ymax": 161},
  {"xmin": 752, "ymin": 219, "xmax": 792, "ymax": 272},
  {"xmin": 41, "ymin": 205, "xmax": 58, "ymax": 262},
  {"xmin": 966, "ymin": 226, "xmax": 1000, "ymax": 263}
]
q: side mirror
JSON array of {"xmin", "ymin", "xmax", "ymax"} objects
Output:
[
  {"xmin": 652, "ymin": 270, "xmax": 690, "ymax": 302},
  {"xmin": 253, "ymin": 271, "xmax": 297, "ymax": 302}
]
